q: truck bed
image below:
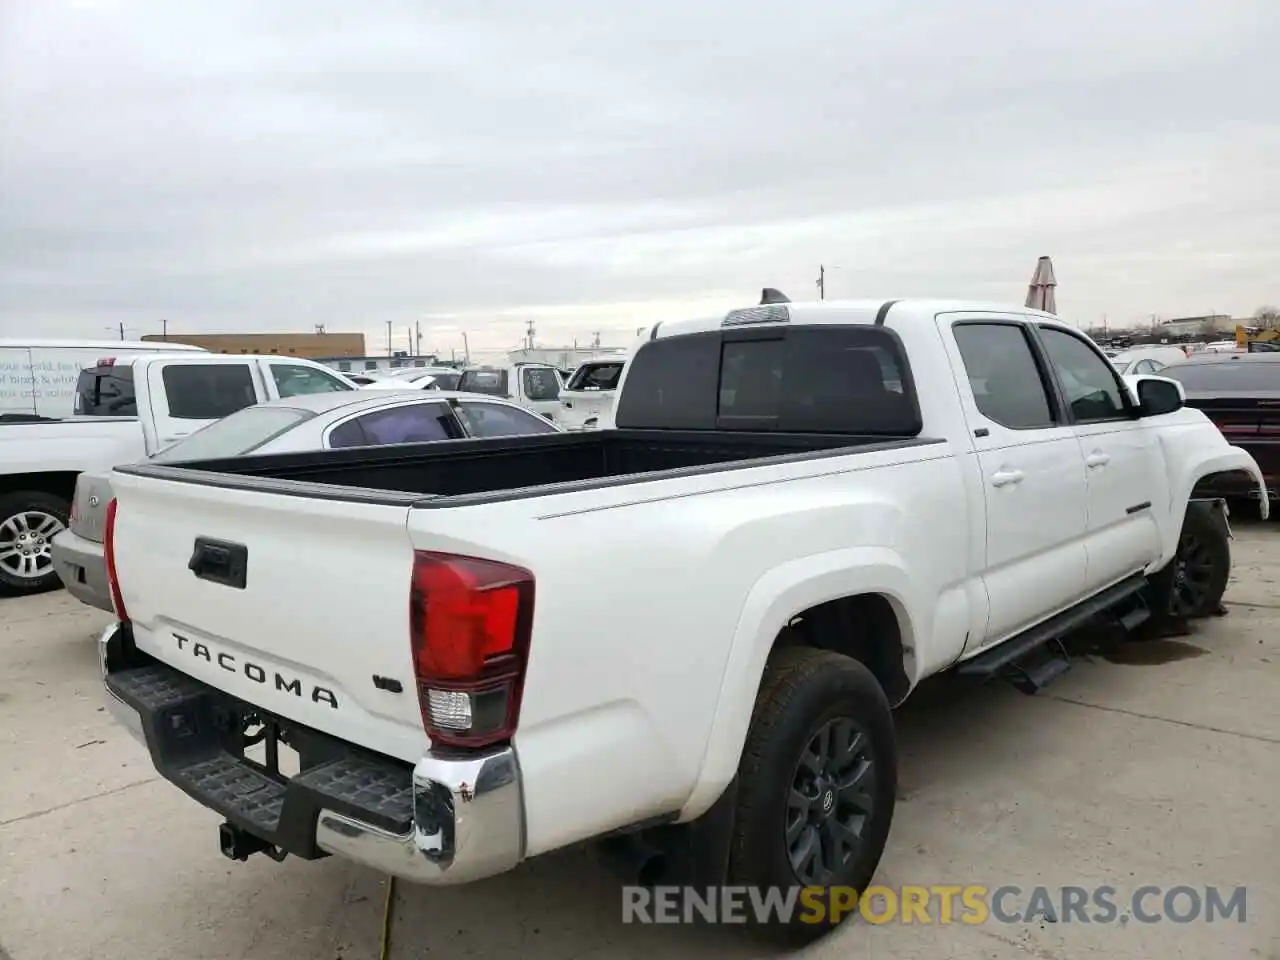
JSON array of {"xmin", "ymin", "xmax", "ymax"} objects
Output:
[{"xmin": 113, "ymin": 428, "xmax": 934, "ymax": 506}]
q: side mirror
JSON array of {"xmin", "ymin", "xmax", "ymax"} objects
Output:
[{"xmin": 1132, "ymin": 375, "xmax": 1184, "ymax": 417}]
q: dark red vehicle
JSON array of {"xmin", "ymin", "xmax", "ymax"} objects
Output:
[{"xmin": 1165, "ymin": 354, "xmax": 1280, "ymax": 507}]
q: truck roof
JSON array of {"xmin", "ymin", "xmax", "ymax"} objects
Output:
[{"xmin": 650, "ymin": 298, "xmax": 1065, "ymax": 340}]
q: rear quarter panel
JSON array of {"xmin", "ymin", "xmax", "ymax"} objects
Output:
[{"xmin": 409, "ymin": 443, "xmax": 972, "ymax": 856}]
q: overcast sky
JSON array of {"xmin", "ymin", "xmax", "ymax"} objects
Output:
[{"xmin": 2, "ymin": 0, "xmax": 1277, "ymax": 355}]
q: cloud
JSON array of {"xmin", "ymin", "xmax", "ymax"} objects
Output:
[{"xmin": 1, "ymin": 0, "xmax": 1277, "ymax": 354}]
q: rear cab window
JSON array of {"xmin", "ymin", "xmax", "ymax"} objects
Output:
[
  {"xmin": 151, "ymin": 406, "xmax": 316, "ymax": 461},
  {"xmin": 566, "ymin": 361, "xmax": 624, "ymax": 392},
  {"xmin": 456, "ymin": 368, "xmax": 509, "ymax": 397},
  {"xmin": 75, "ymin": 364, "xmax": 137, "ymax": 416},
  {"xmin": 614, "ymin": 325, "xmax": 921, "ymax": 435}
]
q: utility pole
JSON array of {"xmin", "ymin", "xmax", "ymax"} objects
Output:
[
  {"xmin": 817, "ymin": 265, "xmax": 825, "ymax": 301},
  {"xmin": 161, "ymin": 318, "xmax": 168, "ymax": 341},
  {"xmin": 525, "ymin": 319, "xmax": 536, "ymax": 350},
  {"xmin": 592, "ymin": 331, "xmax": 601, "ymax": 348},
  {"xmin": 385, "ymin": 320, "xmax": 392, "ymax": 357},
  {"xmin": 415, "ymin": 320, "xmax": 423, "ymax": 357},
  {"xmin": 119, "ymin": 321, "xmax": 125, "ymax": 341},
  {"xmin": 461, "ymin": 332, "xmax": 471, "ymax": 364}
]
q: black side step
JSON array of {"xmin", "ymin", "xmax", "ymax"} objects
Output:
[{"xmin": 959, "ymin": 573, "xmax": 1148, "ymax": 683}]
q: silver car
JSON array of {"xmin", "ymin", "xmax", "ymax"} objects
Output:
[{"xmin": 51, "ymin": 391, "xmax": 562, "ymax": 611}]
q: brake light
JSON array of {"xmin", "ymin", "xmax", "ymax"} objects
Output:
[
  {"xmin": 103, "ymin": 498, "xmax": 128, "ymax": 622},
  {"xmin": 409, "ymin": 552, "xmax": 534, "ymax": 749},
  {"xmin": 97, "ymin": 357, "xmax": 116, "ymax": 367}
]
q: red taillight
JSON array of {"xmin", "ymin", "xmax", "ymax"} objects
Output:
[
  {"xmin": 103, "ymin": 498, "xmax": 128, "ymax": 622},
  {"xmin": 96, "ymin": 357, "xmax": 116, "ymax": 366},
  {"xmin": 409, "ymin": 551, "xmax": 534, "ymax": 749}
]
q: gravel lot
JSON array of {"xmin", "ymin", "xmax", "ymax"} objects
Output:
[{"xmin": 2, "ymin": 525, "xmax": 1277, "ymax": 960}]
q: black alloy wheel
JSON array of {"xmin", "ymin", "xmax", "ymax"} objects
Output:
[{"xmin": 786, "ymin": 718, "xmax": 876, "ymax": 886}]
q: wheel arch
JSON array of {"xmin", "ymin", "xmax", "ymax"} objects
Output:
[
  {"xmin": 0, "ymin": 471, "xmax": 79, "ymax": 503},
  {"xmin": 678, "ymin": 548, "xmax": 919, "ymax": 822}
]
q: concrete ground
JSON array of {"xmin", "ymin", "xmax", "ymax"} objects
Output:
[{"xmin": 1, "ymin": 527, "xmax": 1277, "ymax": 960}]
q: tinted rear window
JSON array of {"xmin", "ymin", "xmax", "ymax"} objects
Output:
[
  {"xmin": 162, "ymin": 364, "xmax": 257, "ymax": 419},
  {"xmin": 567, "ymin": 362, "xmax": 624, "ymax": 391},
  {"xmin": 429, "ymin": 372, "xmax": 461, "ymax": 390},
  {"xmin": 456, "ymin": 369, "xmax": 509, "ymax": 396},
  {"xmin": 151, "ymin": 406, "xmax": 315, "ymax": 461},
  {"xmin": 1165, "ymin": 361, "xmax": 1280, "ymax": 392},
  {"xmin": 614, "ymin": 326, "xmax": 920, "ymax": 434},
  {"xmin": 75, "ymin": 366, "xmax": 136, "ymax": 416}
]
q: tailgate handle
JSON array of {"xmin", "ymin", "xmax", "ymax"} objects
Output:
[{"xmin": 188, "ymin": 537, "xmax": 248, "ymax": 589}]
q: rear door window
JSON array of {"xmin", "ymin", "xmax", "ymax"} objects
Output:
[
  {"xmin": 455, "ymin": 400, "xmax": 559, "ymax": 437},
  {"xmin": 75, "ymin": 365, "xmax": 137, "ymax": 416},
  {"xmin": 270, "ymin": 364, "xmax": 352, "ymax": 397},
  {"xmin": 952, "ymin": 323, "xmax": 1055, "ymax": 429},
  {"xmin": 328, "ymin": 402, "xmax": 458, "ymax": 448},
  {"xmin": 161, "ymin": 364, "xmax": 258, "ymax": 419},
  {"xmin": 521, "ymin": 367, "xmax": 560, "ymax": 401}
]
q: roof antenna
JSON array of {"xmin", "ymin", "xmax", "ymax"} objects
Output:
[{"xmin": 760, "ymin": 287, "xmax": 791, "ymax": 304}]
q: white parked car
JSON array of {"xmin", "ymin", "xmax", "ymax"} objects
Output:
[{"xmin": 98, "ymin": 297, "xmax": 1265, "ymax": 943}]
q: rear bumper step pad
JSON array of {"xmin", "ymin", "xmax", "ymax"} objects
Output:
[{"xmin": 107, "ymin": 663, "xmax": 414, "ymax": 858}]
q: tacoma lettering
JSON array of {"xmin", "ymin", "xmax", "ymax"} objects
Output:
[{"xmin": 172, "ymin": 634, "xmax": 339, "ymax": 709}]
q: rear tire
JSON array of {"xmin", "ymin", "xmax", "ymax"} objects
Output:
[
  {"xmin": 0, "ymin": 490, "xmax": 70, "ymax": 595},
  {"xmin": 728, "ymin": 646, "xmax": 897, "ymax": 945}
]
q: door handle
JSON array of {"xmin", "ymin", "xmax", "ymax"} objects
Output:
[
  {"xmin": 1085, "ymin": 452, "xmax": 1111, "ymax": 468},
  {"xmin": 991, "ymin": 468, "xmax": 1025, "ymax": 487}
]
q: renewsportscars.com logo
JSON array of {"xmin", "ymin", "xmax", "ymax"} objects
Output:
[{"xmin": 622, "ymin": 884, "xmax": 1249, "ymax": 926}]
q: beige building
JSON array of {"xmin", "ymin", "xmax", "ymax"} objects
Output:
[{"xmin": 141, "ymin": 332, "xmax": 366, "ymax": 358}]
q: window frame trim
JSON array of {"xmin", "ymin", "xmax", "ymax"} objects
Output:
[
  {"xmin": 1030, "ymin": 323, "xmax": 1141, "ymax": 425},
  {"xmin": 951, "ymin": 318, "xmax": 1068, "ymax": 431}
]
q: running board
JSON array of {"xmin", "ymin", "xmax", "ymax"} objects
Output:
[{"xmin": 958, "ymin": 573, "xmax": 1149, "ymax": 689}]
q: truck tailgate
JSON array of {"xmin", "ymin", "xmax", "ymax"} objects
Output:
[{"xmin": 108, "ymin": 470, "xmax": 428, "ymax": 763}]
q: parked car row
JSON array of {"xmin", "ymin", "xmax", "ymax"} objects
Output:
[
  {"xmin": 51, "ymin": 390, "xmax": 562, "ymax": 611},
  {"xmin": 1, "ymin": 352, "xmax": 357, "ymax": 593},
  {"xmin": 94, "ymin": 296, "xmax": 1265, "ymax": 944}
]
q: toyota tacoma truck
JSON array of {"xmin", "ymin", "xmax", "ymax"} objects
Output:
[{"xmin": 98, "ymin": 297, "xmax": 1266, "ymax": 941}]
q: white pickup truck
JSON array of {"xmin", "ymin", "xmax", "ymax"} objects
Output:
[
  {"xmin": 98, "ymin": 297, "xmax": 1265, "ymax": 942},
  {"xmin": 2, "ymin": 352, "xmax": 353, "ymax": 594}
]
